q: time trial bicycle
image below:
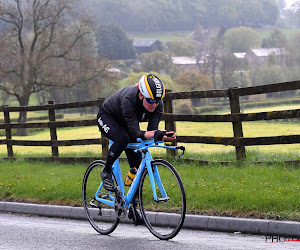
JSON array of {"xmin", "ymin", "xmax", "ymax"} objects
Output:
[{"xmin": 82, "ymin": 138, "xmax": 186, "ymax": 240}]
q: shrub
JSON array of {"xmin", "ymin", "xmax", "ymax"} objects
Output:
[{"xmin": 174, "ymin": 100, "xmax": 195, "ymax": 114}]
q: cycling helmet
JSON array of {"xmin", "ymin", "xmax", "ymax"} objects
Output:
[{"xmin": 138, "ymin": 73, "xmax": 165, "ymax": 101}]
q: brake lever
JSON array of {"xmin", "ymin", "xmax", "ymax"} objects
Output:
[{"xmin": 177, "ymin": 146, "xmax": 185, "ymax": 158}]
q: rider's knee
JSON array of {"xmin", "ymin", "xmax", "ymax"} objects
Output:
[{"xmin": 118, "ymin": 133, "xmax": 129, "ymax": 149}]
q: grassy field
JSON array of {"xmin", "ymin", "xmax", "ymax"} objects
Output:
[
  {"xmin": 0, "ymin": 158, "xmax": 299, "ymax": 221},
  {"xmin": 203, "ymin": 103, "xmax": 300, "ymax": 115},
  {"xmin": 128, "ymin": 30, "xmax": 192, "ymax": 42},
  {"xmin": 127, "ymin": 28, "xmax": 300, "ymax": 43},
  {"xmin": 0, "ymin": 118, "xmax": 299, "ymax": 161},
  {"xmin": 256, "ymin": 27, "xmax": 300, "ymax": 41},
  {"xmin": 0, "ymin": 101, "xmax": 299, "ymax": 220}
]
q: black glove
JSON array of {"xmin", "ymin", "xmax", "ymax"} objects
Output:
[
  {"xmin": 165, "ymin": 131, "xmax": 175, "ymax": 137},
  {"xmin": 154, "ymin": 130, "xmax": 166, "ymax": 141}
]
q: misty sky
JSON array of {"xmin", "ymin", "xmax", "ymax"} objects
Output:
[{"xmin": 285, "ymin": 0, "xmax": 298, "ymax": 8}]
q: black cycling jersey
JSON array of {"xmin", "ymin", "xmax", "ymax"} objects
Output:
[
  {"xmin": 97, "ymin": 85, "xmax": 164, "ymax": 171},
  {"xmin": 101, "ymin": 85, "xmax": 163, "ymax": 140}
]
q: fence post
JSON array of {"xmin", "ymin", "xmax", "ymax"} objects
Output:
[
  {"xmin": 228, "ymin": 88, "xmax": 246, "ymax": 161},
  {"xmin": 48, "ymin": 100, "xmax": 59, "ymax": 157},
  {"xmin": 3, "ymin": 107, "xmax": 13, "ymax": 158},
  {"xmin": 164, "ymin": 89, "xmax": 177, "ymax": 157}
]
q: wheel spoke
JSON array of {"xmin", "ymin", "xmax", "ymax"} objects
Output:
[
  {"xmin": 82, "ymin": 161, "xmax": 119, "ymax": 234},
  {"xmin": 139, "ymin": 160, "xmax": 186, "ymax": 240}
]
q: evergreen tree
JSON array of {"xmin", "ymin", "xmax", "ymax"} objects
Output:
[
  {"xmin": 261, "ymin": 29, "xmax": 288, "ymax": 48},
  {"xmin": 96, "ymin": 24, "xmax": 136, "ymax": 60}
]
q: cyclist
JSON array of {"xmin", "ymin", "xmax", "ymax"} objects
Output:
[{"xmin": 97, "ymin": 73, "xmax": 176, "ymax": 192}]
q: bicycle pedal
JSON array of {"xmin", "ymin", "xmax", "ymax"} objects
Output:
[
  {"xmin": 156, "ymin": 197, "xmax": 169, "ymax": 202},
  {"xmin": 90, "ymin": 199, "xmax": 101, "ymax": 208},
  {"xmin": 89, "ymin": 199, "xmax": 97, "ymax": 207},
  {"xmin": 99, "ymin": 194, "xmax": 109, "ymax": 199}
]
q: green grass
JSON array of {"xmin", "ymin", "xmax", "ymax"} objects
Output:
[
  {"xmin": 128, "ymin": 30, "xmax": 192, "ymax": 42},
  {"xmin": 257, "ymin": 28, "xmax": 300, "ymax": 41},
  {"xmin": 0, "ymin": 119, "xmax": 299, "ymax": 158},
  {"xmin": 202, "ymin": 103, "xmax": 300, "ymax": 115},
  {"xmin": 179, "ymin": 160, "xmax": 300, "ymax": 221},
  {"xmin": 0, "ymin": 158, "xmax": 299, "ymax": 221},
  {"xmin": 0, "ymin": 101, "xmax": 299, "ymax": 219},
  {"xmin": 0, "ymin": 160, "xmax": 86, "ymax": 206},
  {"xmin": 0, "ymin": 111, "xmax": 49, "ymax": 121},
  {"xmin": 127, "ymin": 28, "xmax": 300, "ymax": 43},
  {"xmin": 0, "ymin": 93, "xmax": 40, "ymax": 108}
]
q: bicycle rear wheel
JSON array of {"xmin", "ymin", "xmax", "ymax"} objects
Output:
[
  {"xmin": 139, "ymin": 159, "xmax": 186, "ymax": 240},
  {"xmin": 82, "ymin": 160, "xmax": 119, "ymax": 234}
]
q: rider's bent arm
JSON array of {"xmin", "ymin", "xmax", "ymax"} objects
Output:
[
  {"xmin": 144, "ymin": 130, "xmax": 177, "ymax": 141},
  {"xmin": 122, "ymin": 98, "xmax": 146, "ymax": 140},
  {"xmin": 144, "ymin": 130, "xmax": 155, "ymax": 139},
  {"xmin": 147, "ymin": 103, "xmax": 163, "ymax": 131}
]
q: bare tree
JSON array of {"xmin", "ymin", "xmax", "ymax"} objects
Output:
[
  {"xmin": 204, "ymin": 37, "xmax": 219, "ymax": 88},
  {"xmin": 193, "ymin": 24, "xmax": 210, "ymax": 75},
  {"xmin": 194, "ymin": 25, "xmax": 227, "ymax": 89},
  {"xmin": 0, "ymin": 0, "xmax": 112, "ymax": 135},
  {"xmin": 218, "ymin": 53, "xmax": 241, "ymax": 89}
]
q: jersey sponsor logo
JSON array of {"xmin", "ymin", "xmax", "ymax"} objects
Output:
[
  {"xmin": 98, "ymin": 117, "xmax": 110, "ymax": 133},
  {"xmin": 141, "ymin": 113, "xmax": 146, "ymax": 121}
]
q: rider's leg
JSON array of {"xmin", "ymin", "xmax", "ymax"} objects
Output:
[
  {"xmin": 128, "ymin": 202, "xmax": 144, "ymax": 225},
  {"xmin": 124, "ymin": 148, "xmax": 142, "ymax": 169},
  {"xmin": 124, "ymin": 148, "xmax": 142, "ymax": 198},
  {"xmin": 125, "ymin": 148, "xmax": 144, "ymax": 225},
  {"xmin": 97, "ymin": 110, "xmax": 129, "ymax": 191}
]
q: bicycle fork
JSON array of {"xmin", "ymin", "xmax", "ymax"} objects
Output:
[{"xmin": 147, "ymin": 161, "xmax": 169, "ymax": 202}]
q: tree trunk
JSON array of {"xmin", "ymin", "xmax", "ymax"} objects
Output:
[
  {"xmin": 17, "ymin": 95, "xmax": 30, "ymax": 136},
  {"xmin": 211, "ymin": 56, "xmax": 217, "ymax": 89}
]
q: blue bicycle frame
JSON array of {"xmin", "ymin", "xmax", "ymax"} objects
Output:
[{"xmin": 94, "ymin": 138, "xmax": 181, "ymax": 209}]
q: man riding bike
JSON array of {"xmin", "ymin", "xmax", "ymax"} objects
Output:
[{"xmin": 97, "ymin": 73, "xmax": 176, "ymax": 192}]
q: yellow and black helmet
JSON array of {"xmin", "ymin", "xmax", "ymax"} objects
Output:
[{"xmin": 138, "ymin": 73, "xmax": 165, "ymax": 101}]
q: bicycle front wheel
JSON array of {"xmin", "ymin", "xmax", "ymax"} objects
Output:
[
  {"xmin": 139, "ymin": 159, "xmax": 186, "ymax": 240},
  {"xmin": 82, "ymin": 160, "xmax": 119, "ymax": 235}
]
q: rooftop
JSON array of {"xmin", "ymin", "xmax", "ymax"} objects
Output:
[
  {"xmin": 172, "ymin": 56, "xmax": 197, "ymax": 65},
  {"xmin": 132, "ymin": 39, "xmax": 158, "ymax": 47},
  {"xmin": 250, "ymin": 48, "xmax": 288, "ymax": 57},
  {"xmin": 234, "ymin": 52, "xmax": 246, "ymax": 59}
]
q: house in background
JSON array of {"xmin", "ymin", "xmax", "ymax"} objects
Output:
[
  {"xmin": 132, "ymin": 39, "xmax": 162, "ymax": 55},
  {"xmin": 233, "ymin": 52, "xmax": 246, "ymax": 59},
  {"xmin": 171, "ymin": 56, "xmax": 198, "ymax": 71},
  {"xmin": 245, "ymin": 48, "xmax": 289, "ymax": 68}
]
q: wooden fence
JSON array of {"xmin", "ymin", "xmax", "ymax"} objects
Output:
[{"xmin": 0, "ymin": 80, "xmax": 299, "ymax": 163}]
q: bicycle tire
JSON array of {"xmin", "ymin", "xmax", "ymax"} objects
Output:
[
  {"xmin": 139, "ymin": 159, "xmax": 186, "ymax": 240},
  {"xmin": 82, "ymin": 160, "xmax": 119, "ymax": 235}
]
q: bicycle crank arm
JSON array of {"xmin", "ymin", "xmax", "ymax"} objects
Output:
[{"xmin": 114, "ymin": 190, "xmax": 127, "ymax": 219}]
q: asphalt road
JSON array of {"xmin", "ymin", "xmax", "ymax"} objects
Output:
[{"xmin": 0, "ymin": 212, "xmax": 299, "ymax": 250}]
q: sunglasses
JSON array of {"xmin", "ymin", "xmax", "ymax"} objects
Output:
[{"xmin": 145, "ymin": 98, "xmax": 159, "ymax": 104}]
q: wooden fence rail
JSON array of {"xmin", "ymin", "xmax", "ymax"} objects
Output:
[{"xmin": 0, "ymin": 80, "xmax": 299, "ymax": 162}]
